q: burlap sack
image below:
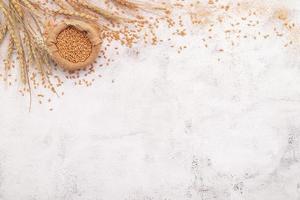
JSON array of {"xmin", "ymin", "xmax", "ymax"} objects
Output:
[{"xmin": 46, "ymin": 20, "xmax": 101, "ymax": 71}]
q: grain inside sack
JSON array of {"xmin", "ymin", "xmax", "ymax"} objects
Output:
[{"xmin": 46, "ymin": 20, "xmax": 101, "ymax": 71}]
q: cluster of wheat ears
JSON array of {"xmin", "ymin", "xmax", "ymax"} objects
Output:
[{"xmin": 0, "ymin": 0, "xmax": 165, "ymax": 89}]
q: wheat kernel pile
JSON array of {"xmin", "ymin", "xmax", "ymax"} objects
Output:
[{"xmin": 56, "ymin": 26, "xmax": 92, "ymax": 63}]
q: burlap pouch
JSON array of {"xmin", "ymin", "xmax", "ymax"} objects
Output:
[{"xmin": 46, "ymin": 20, "xmax": 101, "ymax": 71}]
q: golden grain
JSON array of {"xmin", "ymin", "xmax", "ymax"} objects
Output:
[{"xmin": 56, "ymin": 26, "xmax": 92, "ymax": 63}]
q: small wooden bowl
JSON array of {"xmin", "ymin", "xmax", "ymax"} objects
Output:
[{"xmin": 46, "ymin": 20, "xmax": 101, "ymax": 71}]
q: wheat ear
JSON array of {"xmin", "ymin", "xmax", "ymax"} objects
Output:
[
  {"xmin": 10, "ymin": 0, "xmax": 24, "ymax": 18},
  {"xmin": 24, "ymin": 32, "xmax": 34, "ymax": 66},
  {"xmin": 0, "ymin": 1, "xmax": 27, "ymax": 83},
  {"xmin": 53, "ymin": 0, "xmax": 70, "ymax": 10},
  {"xmin": 19, "ymin": 0, "xmax": 36, "ymax": 12},
  {"xmin": 0, "ymin": 22, "xmax": 7, "ymax": 44},
  {"xmin": 54, "ymin": 9, "xmax": 98, "ymax": 20},
  {"xmin": 76, "ymin": 0, "xmax": 132, "ymax": 22},
  {"xmin": 4, "ymin": 37, "xmax": 14, "ymax": 76},
  {"xmin": 113, "ymin": 0, "xmax": 168, "ymax": 13}
]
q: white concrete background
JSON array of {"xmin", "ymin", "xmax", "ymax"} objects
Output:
[{"xmin": 0, "ymin": 0, "xmax": 300, "ymax": 199}]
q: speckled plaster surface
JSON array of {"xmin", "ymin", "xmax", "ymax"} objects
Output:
[{"xmin": 0, "ymin": 0, "xmax": 300, "ymax": 200}]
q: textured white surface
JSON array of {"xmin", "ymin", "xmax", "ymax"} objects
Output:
[{"xmin": 0, "ymin": 0, "xmax": 300, "ymax": 199}]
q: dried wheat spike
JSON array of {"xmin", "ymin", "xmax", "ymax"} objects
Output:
[
  {"xmin": 10, "ymin": 0, "xmax": 24, "ymax": 18},
  {"xmin": 54, "ymin": 9, "xmax": 98, "ymax": 21},
  {"xmin": 4, "ymin": 37, "xmax": 15, "ymax": 73},
  {"xmin": 53, "ymin": 0, "xmax": 70, "ymax": 10},
  {"xmin": 0, "ymin": 5, "xmax": 26, "ymax": 83},
  {"xmin": 113, "ymin": 0, "xmax": 138, "ymax": 9},
  {"xmin": 19, "ymin": 0, "xmax": 37, "ymax": 14},
  {"xmin": 24, "ymin": 32, "xmax": 34, "ymax": 65},
  {"xmin": 0, "ymin": 22, "xmax": 7, "ymax": 44}
]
